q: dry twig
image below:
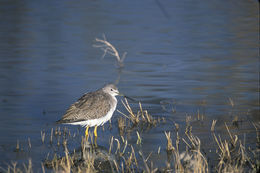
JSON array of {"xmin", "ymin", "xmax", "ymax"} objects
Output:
[{"xmin": 93, "ymin": 34, "xmax": 127, "ymax": 67}]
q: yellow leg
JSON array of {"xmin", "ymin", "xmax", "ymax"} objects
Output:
[
  {"xmin": 94, "ymin": 125, "xmax": 98, "ymax": 137},
  {"xmin": 85, "ymin": 126, "xmax": 89, "ymax": 138},
  {"xmin": 94, "ymin": 136, "xmax": 97, "ymax": 147}
]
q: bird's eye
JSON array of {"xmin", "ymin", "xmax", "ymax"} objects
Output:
[{"xmin": 111, "ymin": 89, "xmax": 113, "ymax": 91}]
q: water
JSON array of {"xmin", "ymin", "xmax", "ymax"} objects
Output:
[{"xmin": 0, "ymin": 0, "xmax": 259, "ymax": 170}]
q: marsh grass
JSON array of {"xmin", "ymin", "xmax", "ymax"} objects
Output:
[
  {"xmin": 164, "ymin": 129, "xmax": 208, "ymax": 173},
  {"xmin": 212, "ymin": 123, "xmax": 260, "ymax": 173},
  {"xmin": 44, "ymin": 136, "xmax": 111, "ymax": 173},
  {"xmin": 117, "ymin": 98, "xmax": 165, "ymax": 134},
  {"xmin": 2, "ymin": 101, "xmax": 260, "ymax": 173},
  {"xmin": 164, "ymin": 121, "xmax": 260, "ymax": 173},
  {"xmin": 1, "ymin": 160, "xmax": 33, "ymax": 173}
]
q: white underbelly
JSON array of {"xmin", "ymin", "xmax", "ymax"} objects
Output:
[{"xmin": 66, "ymin": 99, "xmax": 117, "ymax": 127}]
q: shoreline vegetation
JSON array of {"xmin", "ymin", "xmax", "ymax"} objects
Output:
[{"xmin": 1, "ymin": 98, "xmax": 259, "ymax": 173}]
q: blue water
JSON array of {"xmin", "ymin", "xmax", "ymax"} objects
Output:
[{"xmin": 0, "ymin": 0, "xmax": 259, "ymax": 170}]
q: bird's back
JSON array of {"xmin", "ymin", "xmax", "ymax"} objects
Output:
[{"xmin": 57, "ymin": 90, "xmax": 112, "ymax": 124}]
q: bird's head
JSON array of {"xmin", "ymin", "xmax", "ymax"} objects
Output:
[{"xmin": 103, "ymin": 84, "xmax": 120, "ymax": 96}]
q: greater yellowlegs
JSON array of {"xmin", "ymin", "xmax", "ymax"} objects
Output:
[{"xmin": 57, "ymin": 84, "xmax": 121, "ymax": 138}]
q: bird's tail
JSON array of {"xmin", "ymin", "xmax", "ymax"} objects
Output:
[{"xmin": 56, "ymin": 119, "xmax": 65, "ymax": 124}]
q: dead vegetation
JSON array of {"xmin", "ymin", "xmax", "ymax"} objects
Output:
[
  {"xmin": 2, "ymin": 101, "xmax": 260, "ymax": 173},
  {"xmin": 117, "ymin": 98, "xmax": 165, "ymax": 134},
  {"xmin": 164, "ymin": 120, "xmax": 260, "ymax": 173},
  {"xmin": 212, "ymin": 123, "xmax": 260, "ymax": 173},
  {"xmin": 93, "ymin": 34, "xmax": 127, "ymax": 67},
  {"xmin": 164, "ymin": 127, "xmax": 208, "ymax": 173}
]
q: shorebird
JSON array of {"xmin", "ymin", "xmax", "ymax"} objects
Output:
[{"xmin": 57, "ymin": 84, "xmax": 121, "ymax": 138}]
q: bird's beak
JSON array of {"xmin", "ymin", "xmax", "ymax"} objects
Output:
[
  {"xmin": 118, "ymin": 92, "xmax": 136, "ymax": 102},
  {"xmin": 124, "ymin": 95, "xmax": 136, "ymax": 102}
]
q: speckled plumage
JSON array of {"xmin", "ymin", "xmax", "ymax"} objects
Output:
[{"xmin": 57, "ymin": 84, "xmax": 119, "ymax": 128}]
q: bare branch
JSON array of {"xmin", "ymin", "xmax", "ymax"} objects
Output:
[{"xmin": 93, "ymin": 35, "xmax": 127, "ymax": 67}]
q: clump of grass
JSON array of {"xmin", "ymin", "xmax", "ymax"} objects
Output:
[
  {"xmin": 165, "ymin": 131, "xmax": 175, "ymax": 152},
  {"xmin": 182, "ymin": 132, "xmax": 208, "ymax": 173},
  {"xmin": 165, "ymin": 129, "xmax": 208, "ymax": 173},
  {"xmin": 108, "ymin": 135, "xmax": 158, "ymax": 172},
  {"xmin": 1, "ymin": 160, "xmax": 33, "ymax": 173},
  {"xmin": 212, "ymin": 122, "xmax": 258, "ymax": 172},
  {"xmin": 117, "ymin": 98, "xmax": 163, "ymax": 132},
  {"xmin": 44, "ymin": 137, "xmax": 112, "ymax": 172},
  {"xmin": 185, "ymin": 109, "xmax": 205, "ymax": 124},
  {"xmin": 139, "ymin": 151, "xmax": 158, "ymax": 173},
  {"xmin": 93, "ymin": 34, "xmax": 127, "ymax": 67}
]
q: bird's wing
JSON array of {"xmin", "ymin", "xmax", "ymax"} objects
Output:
[{"xmin": 58, "ymin": 91, "xmax": 111, "ymax": 123}]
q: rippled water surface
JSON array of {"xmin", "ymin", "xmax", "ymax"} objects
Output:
[{"xmin": 0, "ymin": 0, "xmax": 259, "ymax": 170}]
